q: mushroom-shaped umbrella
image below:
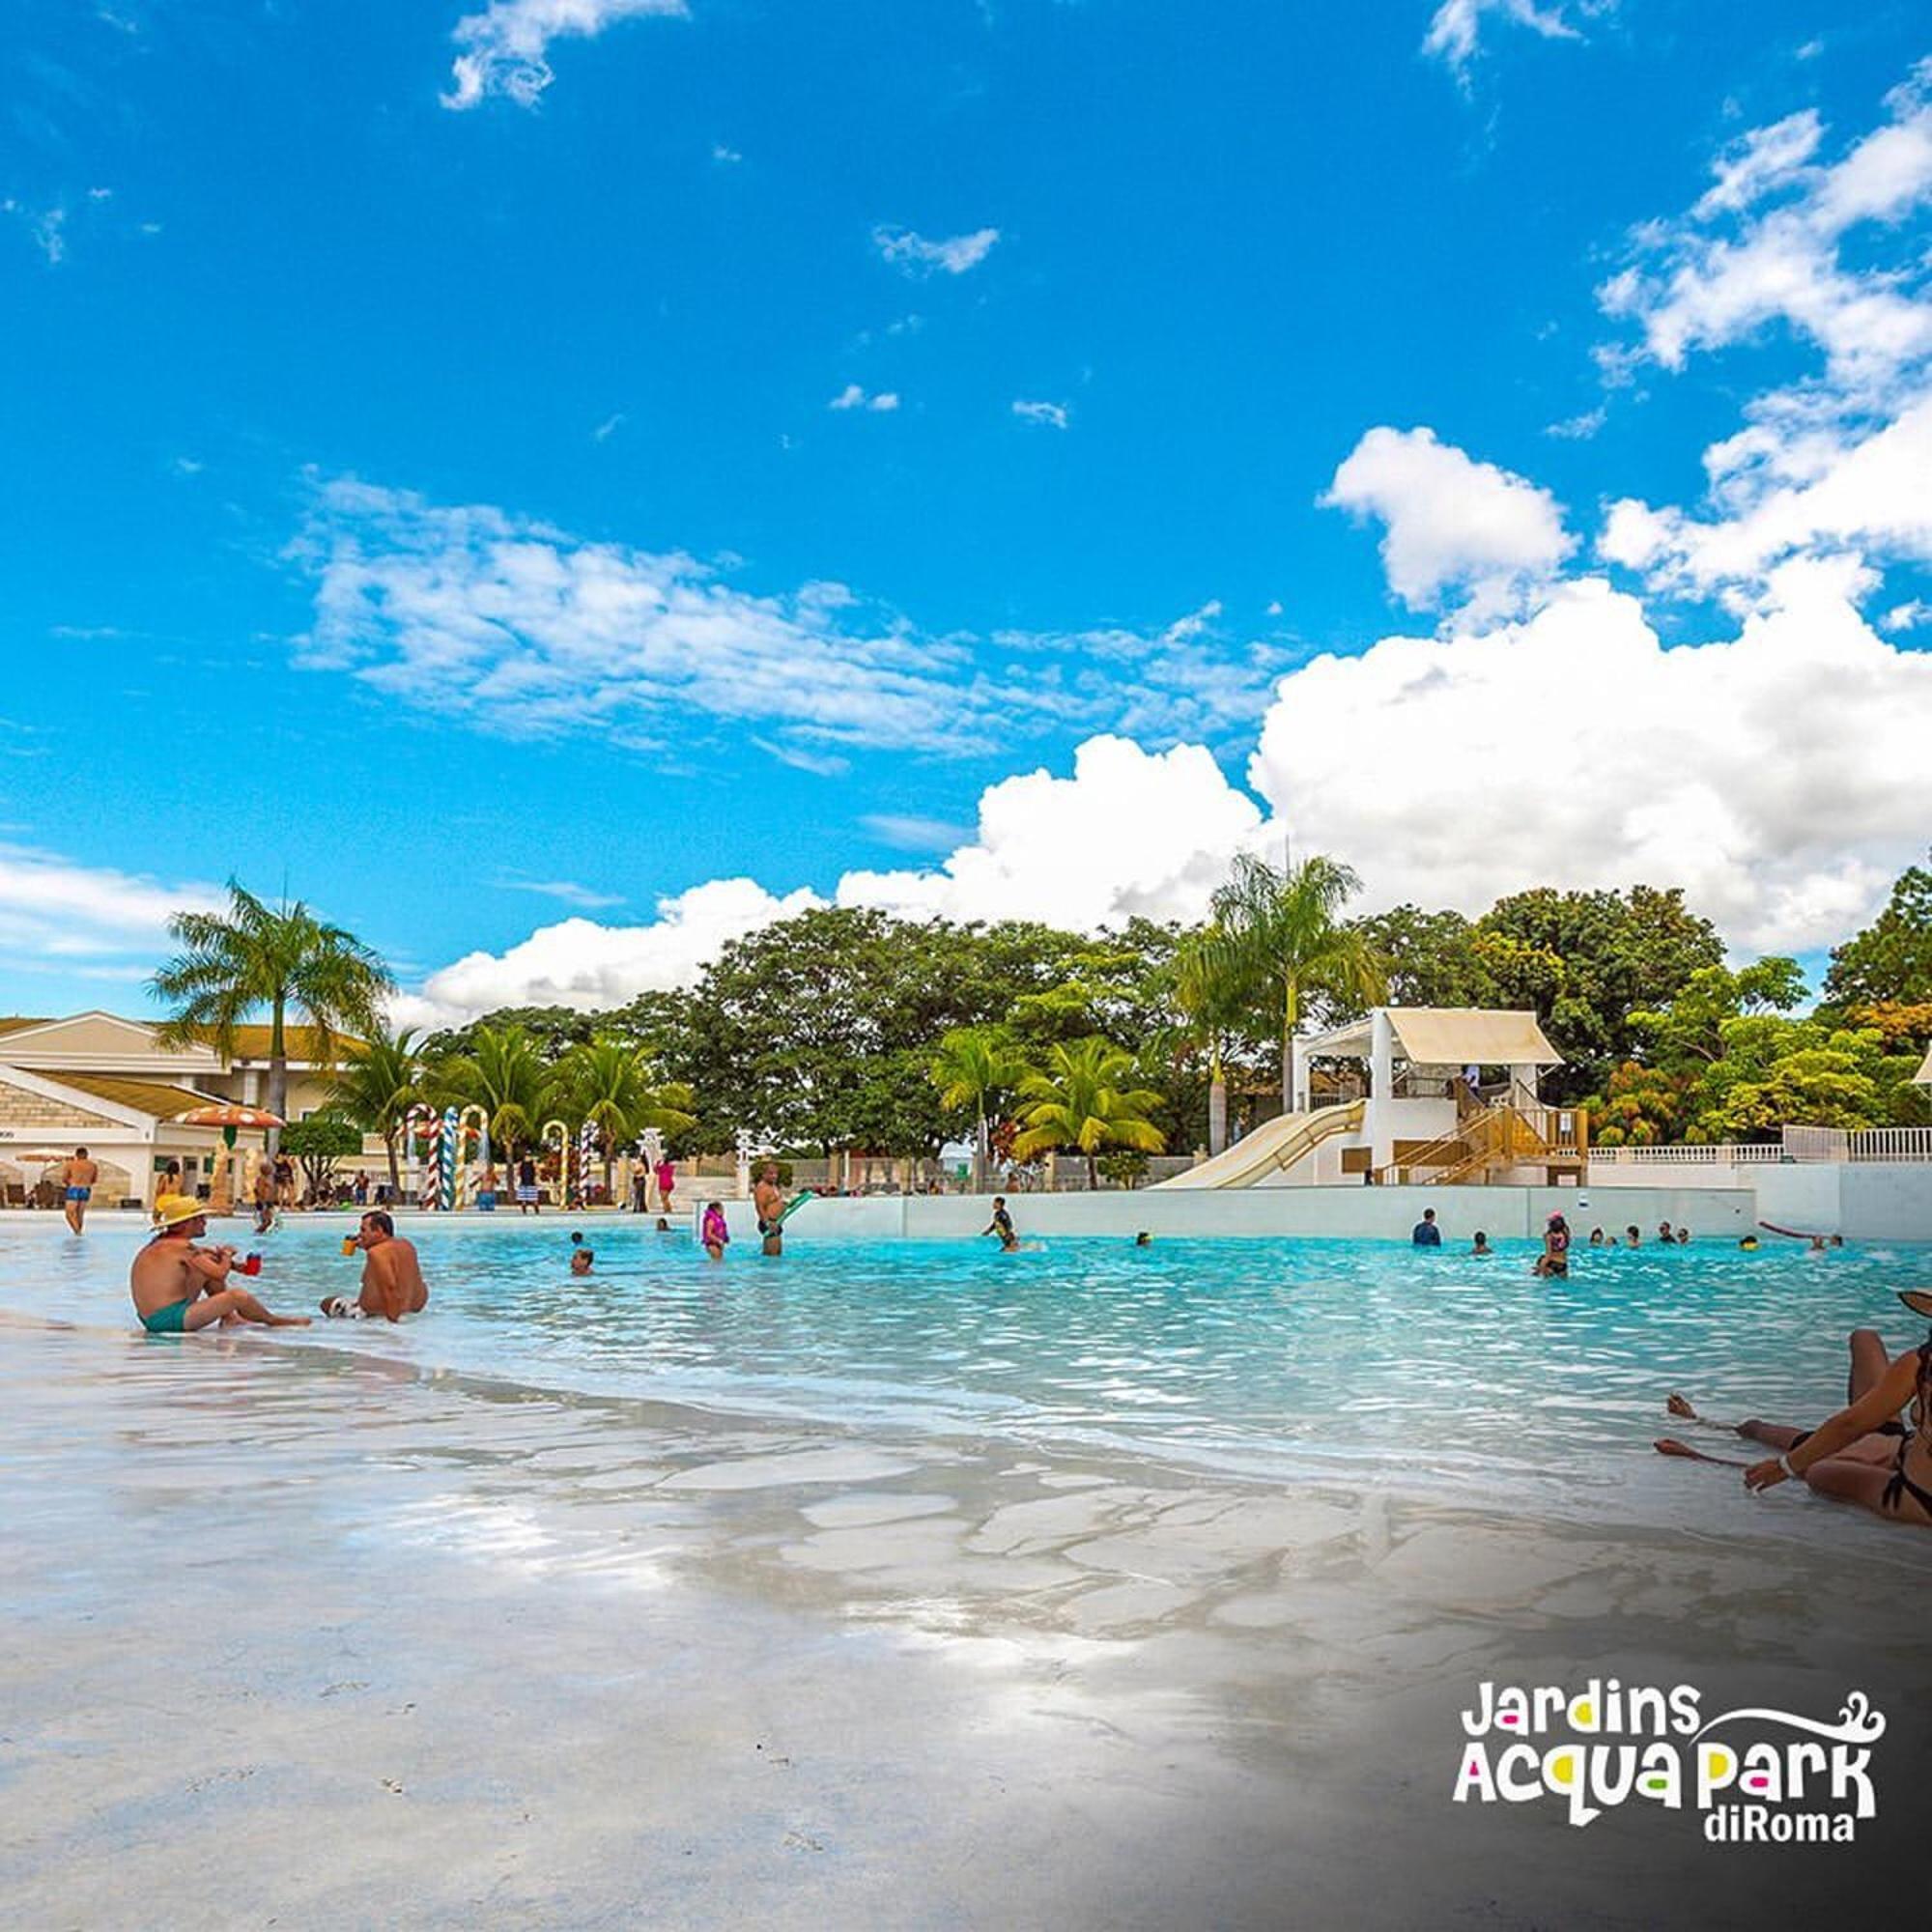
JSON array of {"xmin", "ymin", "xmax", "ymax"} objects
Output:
[{"xmin": 175, "ymin": 1104, "xmax": 286, "ymax": 1215}]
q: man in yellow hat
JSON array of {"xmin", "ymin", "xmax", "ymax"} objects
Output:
[{"xmin": 129, "ymin": 1195, "xmax": 311, "ymax": 1334}]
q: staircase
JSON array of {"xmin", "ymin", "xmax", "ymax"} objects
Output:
[{"xmin": 1378, "ymin": 1090, "xmax": 1587, "ymax": 1186}]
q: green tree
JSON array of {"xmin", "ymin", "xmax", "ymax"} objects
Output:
[
  {"xmin": 431, "ymin": 1024, "xmax": 555, "ymax": 1156},
  {"xmin": 1338, "ymin": 905, "xmax": 1496, "ymax": 1017},
  {"xmin": 556, "ymin": 1036, "xmax": 696, "ymax": 1192},
  {"xmin": 1166, "ymin": 927, "xmax": 1255, "ymax": 1155},
  {"xmin": 152, "ymin": 881, "xmax": 393, "ymax": 1147},
  {"xmin": 930, "ymin": 1026, "xmax": 1026, "ymax": 1194},
  {"xmin": 1010, "ymin": 1037, "xmax": 1167, "ymax": 1189},
  {"xmin": 1472, "ymin": 885, "xmax": 1723, "ymax": 1100},
  {"xmin": 1690, "ymin": 1020, "xmax": 1891, "ymax": 1139},
  {"xmin": 1823, "ymin": 859, "xmax": 1932, "ymax": 1009},
  {"xmin": 1584, "ymin": 1061, "xmax": 1689, "ymax": 1147},
  {"xmin": 327, "ymin": 1025, "xmax": 426, "ymax": 1197},
  {"xmin": 280, "ymin": 1116, "xmax": 363, "ymax": 1201},
  {"xmin": 1208, "ymin": 853, "xmax": 1386, "ymax": 1109},
  {"xmin": 1630, "ymin": 958, "xmax": 1807, "ymax": 1076}
]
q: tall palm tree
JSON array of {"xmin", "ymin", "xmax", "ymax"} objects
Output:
[
  {"xmin": 327, "ymin": 1026, "xmax": 425, "ymax": 1198},
  {"xmin": 1169, "ymin": 927, "xmax": 1254, "ymax": 1156},
  {"xmin": 152, "ymin": 881, "xmax": 393, "ymax": 1147},
  {"xmin": 930, "ymin": 1026, "xmax": 1025, "ymax": 1195},
  {"xmin": 1209, "ymin": 852, "xmax": 1386, "ymax": 1111},
  {"xmin": 431, "ymin": 1024, "xmax": 555, "ymax": 1158},
  {"xmin": 556, "ymin": 1036, "xmax": 696, "ymax": 1193},
  {"xmin": 1010, "ymin": 1037, "xmax": 1167, "ymax": 1190}
]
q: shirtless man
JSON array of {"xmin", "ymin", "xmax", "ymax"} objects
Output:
[
  {"xmin": 252, "ymin": 1158, "xmax": 277, "ymax": 1235},
  {"xmin": 62, "ymin": 1146, "xmax": 99, "ymax": 1234},
  {"xmin": 753, "ymin": 1163, "xmax": 786, "ymax": 1257},
  {"xmin": 129, "ymin": 1196, "xmax": 310, "ymax": 1333},
  {"xmin": 322, "ymin": 1210, "xmax": 429, "ymax": 1321}
]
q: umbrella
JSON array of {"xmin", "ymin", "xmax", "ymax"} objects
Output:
[{"xmin": 175, "ymin": 1104, "xmax": 286, "ymax": 1215}]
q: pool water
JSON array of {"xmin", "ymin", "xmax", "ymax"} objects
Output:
[{"xmin": 5, "ymin": 1216, "xmax": 1925, "ymax": 1522}]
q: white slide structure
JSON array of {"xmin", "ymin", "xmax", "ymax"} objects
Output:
[{"xmin": 1152, "ymin": 1100, "xmax": 1366, "ymax": 1190}]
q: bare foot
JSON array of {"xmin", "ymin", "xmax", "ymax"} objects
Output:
[
  {"xmin": 1655, "ymin": 1436, "xmax": 1705, "ymax": 1459},
  {"xmin": 268, "ymin": 1314, "xmax": 313, "ymax": 1327},
  {"xmin": 1666, "ymin": 1394, "xmax": 1697, "ymax": 1419}
]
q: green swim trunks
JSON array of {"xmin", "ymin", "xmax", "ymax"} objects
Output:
[{"xmin": 140, "ymin": 1299, "xmax": 190, "ymax": 1335}]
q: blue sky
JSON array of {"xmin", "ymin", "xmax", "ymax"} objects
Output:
[{"xmin": 3, "ymin": 1, "xmax": 1928, "ymax": 1023}]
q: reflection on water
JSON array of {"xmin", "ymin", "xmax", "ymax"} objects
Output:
[{"xmin": 2, "ymin": 1216, "xmax": 1924, "ymax": 1518}]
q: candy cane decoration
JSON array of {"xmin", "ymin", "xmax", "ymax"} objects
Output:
[
  {"xmin": 440, "ymin": 1106, "xmax": 459, "ymax": 1211},
  {"xmin": 458, "ymin": 1105, "xmax": 490, "ymax": 1207},
  {"xmin": 542, "ymin": 1118, "xmax": 570, "ymax": 1208},
  {"xmin": 404, "ymin": 1105, "xmax": 439, "ymax": 1208},
  {"xmin": 579, "ymin": 1122, "xmax": 598, "ymax": 1207}
]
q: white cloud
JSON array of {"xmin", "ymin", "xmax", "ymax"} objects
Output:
[
  {"xmin": 1880, "ymin": 598, "xmax": 1929, "ymax": 632},
  {"xmin": 293, "ymin": 476, "xmax": 1275, "ymax": 760},
  {"xmin": 397, "ymin": 739, "xmax": 1265, "ymax": 1021},
  {"xmin": 1248, "ymin": 558, "xmax": 1932, "ymax": 952},
  {"xmin": 1321, "ymin": 426, "xmax": 1576, "ymax": 617},
  {"xmin": 591, "ymin": 412, "xmax": 625, "ymax": 441},
  {"xmin": 1544, "ymin": 406, "xmax": 1605, "ymax": 440},
  {"xmin": 1596, "ymin": 62, "xmax": 1932, "ymax": 599},
  {"xmin": 872, "ymin": 225, "xmax": 1000, "ymax": 276},
  {"xmin": 3, "ymin": 199, "xmax": 68, "ymax": 265},
  {"xmin": 858, "ymin": 812, "xmax": 974, "ymax": 852},
  {"xmin": 0, "ymin": 842, "xmax": 222, "ymax": 975},
  {"xmin": 1422, "ymin": 0, "xmax": 1582, "ymax": 83},
  {"xmin": 1011, "ymin": 399, "xmax": 1069, "ymax": 430},
  {"xmin": 397, "ymin": 877, "xmax": 822, "ymax": 1027},
  {"xmin": 443, "ymin": 0, "xmax": 687, "ymax": 111},
  {"xmin": 829, "ymin": 384, "xmax": 900, "ymax": 412},
  {"xmin": 497, "ymin": 876, "xmax": 627, "ymax": 910},
  {"xmin": 711, "ymin": 143, "xmax": 742, "ymax": 164}
]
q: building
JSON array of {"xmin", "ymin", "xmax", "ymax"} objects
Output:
[{"xmin": 0, "ymin": 1011, "xmax": 353, "ymax": 1208}]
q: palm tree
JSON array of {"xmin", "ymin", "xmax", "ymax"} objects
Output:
[
  {"xmin": 152, "ymin": 881, "xmax": 393, "ymax": 1146},
  {"xmin": 1168, "ymin": 927, "xmax": 1254, "ymax": 1156},
  {"xmin": 327, "ymin": 1026, "xmax": 426, "ymax": 1198},
  {"xmin": 1209, "ymin": 852, "xmax": 1386, "ymax": 1111},
  {"xmin": 431, "ymin": 1024, "xmax": 555, "ymax": 1158},
  {"xmin": 1009, "ymin": 1037, "xmax": 1167, "ymax": 1190},
  {"xmin": 556, "ymin": 1036, "xmax": 696, "ymax": 1194},
  {"xmin": 930, "ymin": 1026, "xmax": 1025, "ymax": 1194}
]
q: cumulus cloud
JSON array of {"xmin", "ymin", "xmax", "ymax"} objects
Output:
[
  {"xmin": 1422, "ymin": 0, "xmax": 1582, "ymax": 83},
  {"xmin": 872, "ymin": 225, "xmax": 1000, "ymax": 276},
  {"xmin": 829, "ymin": 383, "xmax": 900, "ymax": 412},
  {"xmin": 443, "ymin": 0, "xmax": 686, "ymax": 111},
  {"xmin": 1011, "ymin": 399, "xmax": 1070, "ymax": 430},
  {"xmin": 1248, "ymin": 558, "xmax": 1932, "ymax": 952},
  {"xmin": 1596, "ymin": 61, "xmax": 1932, "ymax": 599},
  {"xmin": 1321, "ymin": 426, "xmax": 1576, "ymax": 617},
  {"xmin": 397, "ymin": 739, "xmax": 1266, "ymax": 1020}
]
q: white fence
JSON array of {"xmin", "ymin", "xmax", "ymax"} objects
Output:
[{"xmin": 1591, "ymin": 1125, "xmax": 1932, "ymax": 1168}]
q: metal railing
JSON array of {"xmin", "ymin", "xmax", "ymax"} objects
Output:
[{"xmin": 1590, "ymin": 1125, "xmax": 1932, "ymax": 1165}]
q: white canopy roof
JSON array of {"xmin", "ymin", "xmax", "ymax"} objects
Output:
[
  {"xmin": 1300, "ymin": 1006, "xmax": 1563, "ymax": 1067},
  {"xmin": 1914, "ymin": 1043, "xmax": 1932, "ymax": 1087}
]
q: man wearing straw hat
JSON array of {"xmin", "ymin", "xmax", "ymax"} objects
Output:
[{"xmin": 129, "ymin": 1196, "xmax": 311, "ymax": 1334}]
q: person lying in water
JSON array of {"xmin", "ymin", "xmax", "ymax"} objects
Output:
[
  {"xmin": 321, "ymin": 1210, "xmax": 429, "ymax": 1321},
  {"xmin": 130, "ymin": 1195, "xmax": 310, "ymax": 1333},
  {"xmin": 1655, "ymin": 1295, "xmax": 1932, "ymax": 1526}
]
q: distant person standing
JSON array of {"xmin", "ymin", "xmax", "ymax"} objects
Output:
[
  {"xmin": 1535, "ymin": 1212, "xmax": 1572, "ymax": 1278},
  {"xmin": 61, "ymin": 1147, "xmax": 99, "ymax": 1234},
  {"xmin": 1411, "ymin": 1208, "xmax": 1442, "ymax": 1247},
  {"xmin": 631, "ymin": 1161, "xmax": 649, "ymax": 1213},
  {"xmin": 517, "ymin": 1156, "xmax": 540, "ymax": 1214},
  {"xmin": 700, "ymin": 1201, "xmax": 729, "ymax": 1261},
  {"xmin": 273, "ymin": 1151, "xmax": 298, "ymax": 1209},
  {"xmin": 475, "ymin": 1161, "xmax": 498, "ymax": 1211},
  {"xmin": 655, "ymin": 1154, "xmax": 677, "ymax": 1216},
  {"xmin": 753, "ymin": 1162, "xmax": 786, "ymax": 1256},
  {"xmin": 252, "ymin": 1159, "xmax": 277, "ymax": 1235},
  {"xmin": 981, "ymin": 1196, "xmax": 1018, "ymax": 1252}
]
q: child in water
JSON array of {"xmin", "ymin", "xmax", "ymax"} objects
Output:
[{"xmin": 700, "ymin": 1201, "xmax": 729, "ymax": 1261}]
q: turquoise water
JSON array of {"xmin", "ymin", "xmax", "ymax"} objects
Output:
[{"xmin": 4, "ymin": 1216, "xmax": 1925, "ymax": 1516}]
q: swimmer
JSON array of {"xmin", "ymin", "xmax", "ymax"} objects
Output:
[
  {"xmin": 654, "ymin": 1216, "xmax": 671, "ymax": 1233},
  {"xmin": 700, "ymin": 1200, "xmax": 729, "ymax": 1262},
  {"xmin": 1470, "ymin": 1231, "xmax": 1493, "ymax": 1259},
  {"xmin": 1657, "ymin": 1298, "xmax": 1932, "ymax": 1526},
  {"xmin": 1739, "ymin": 1235, "xmax": 1759, "ymax": 1251},
  {"xmin": 1674, "ymin": 1227, "xmax": 1691, "ymax": 1244},
  {"xmin": 1625, "ymin": 1225, "xmax": 1641, "ymax": 1248},
  {"xmin": 1133, "ymin": 1231, "xmax": 1151, "ymax": 1247},
  {"xmin": 320, "ymin": 1211, "xmax": 429, "ymax": 1321},
  {"xmin": 981, "ymin": 1196, "xmax": 1019, "ymax": 1253},
  {"xmin": 1587, "ymin": 1227, "xmax": 1605, "ymax": 1247},
  {"xmin": 130, "ymin": 1196, "xmax": 310, "ymax": 1332},
  {"xmin": 1532, "ymin": 1212, "xmax": 1570, "ymax": 1278},
  {"xmin": 570, "ymin": 1247, "xmax": 595, "ymax": 1276},
  {"xmin": 62, "ymin": 1146, "xmax": 99, "ymax": 1235}
]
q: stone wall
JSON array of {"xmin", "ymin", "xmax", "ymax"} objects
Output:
[{"xmin": 0, "ymin": 1076, "xmax": 118, "ymax": 1132}]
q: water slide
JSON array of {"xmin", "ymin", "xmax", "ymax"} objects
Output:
[{"xmin": 1152, "ymin": 1100, "xmax": 1366, "ymax": 1189}]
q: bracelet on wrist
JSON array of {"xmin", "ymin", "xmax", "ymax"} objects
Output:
[{"xmin": 1778, "ymin": 1452, "xmax": 1800, "ymax": 1478}]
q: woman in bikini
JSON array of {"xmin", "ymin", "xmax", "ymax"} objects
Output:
[{"xmin": 1657, "ymin": 1292, "xmax": 1932, "ymax": 1527}]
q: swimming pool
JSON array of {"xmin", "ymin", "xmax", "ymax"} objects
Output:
[{"xmin": 5, "ymin": 1216, "xmax": 1924, "ymax": 1528}]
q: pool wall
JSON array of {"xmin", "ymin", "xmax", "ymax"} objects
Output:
[{"xmin": 726, "ymin": 1183, "xmax": 1756, "ymax": 1244}]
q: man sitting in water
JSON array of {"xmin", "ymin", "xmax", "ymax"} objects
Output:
[
  {"xmin": 1469, "ymin": 1232, "xmax": 1493, "ymax": 1259},
  {"xmin": 130, "ymin": 1195, "xmax": 311, "ymax": 1332},
  {"xmin": 1656, "ymin": 1300, "xmax": 1932, "ymax": 1527},
  {"xmin": 321, "ymin": 1211, "xmax": 429, "ymax": 1321}
]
